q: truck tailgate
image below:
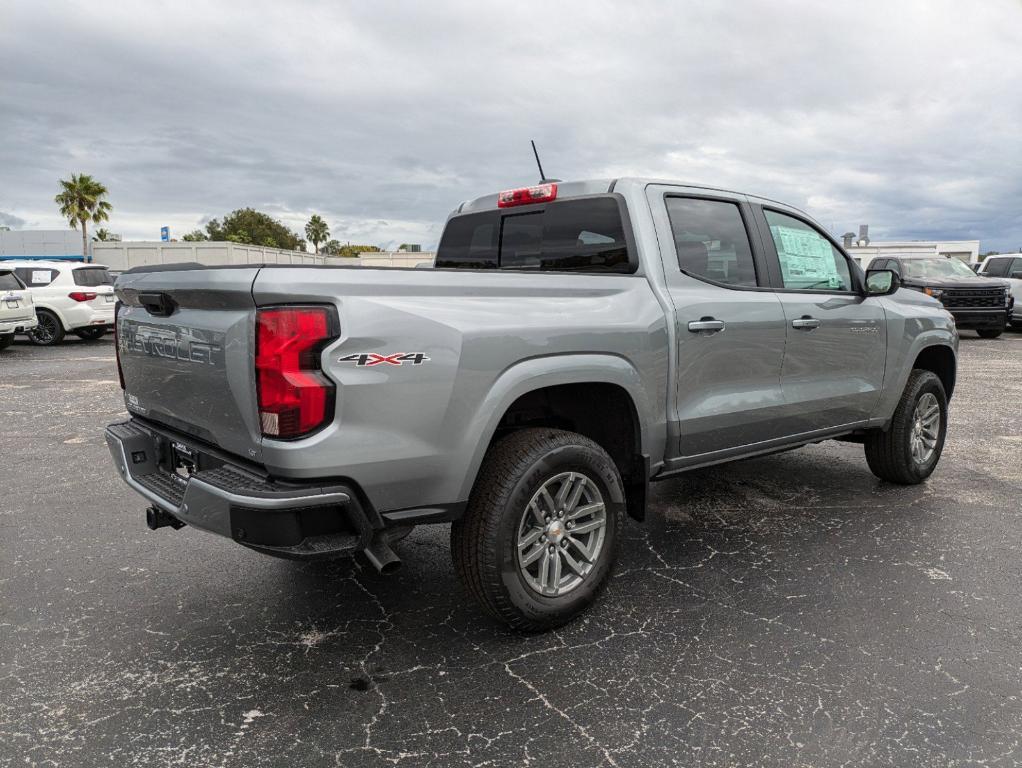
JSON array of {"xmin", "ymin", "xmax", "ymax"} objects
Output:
[{"xmin": 115, "ymin": 267, "xmax": 263, "ymax": 462}]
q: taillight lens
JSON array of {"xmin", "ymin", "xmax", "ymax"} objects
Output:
[
  {"xmin": 255, "ymin": 306, "xmax": 337, "ymax": 439},
  {"xmin": 69, "ymin": 291, "xmax": 97, "ymax": 302},
  {"xmin": 114, "ymin": 301, "xmax": 125, "ymax": 390},
  {"xmin": 497, "ymin": 182, "xmax": 557, "ymax": 208}
]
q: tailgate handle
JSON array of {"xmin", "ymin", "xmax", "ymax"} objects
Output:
[{"xmin": 139, "ymin": 292, "xmax": 176, "ymax": 317}]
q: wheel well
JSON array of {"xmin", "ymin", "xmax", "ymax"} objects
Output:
[
  {"xmin": 493, "ymin": 383, "xmax": 647, "ymax": 520},
  {"xmin": 913, "ymin": 345, "xmax": 956, "ymax": 399}
]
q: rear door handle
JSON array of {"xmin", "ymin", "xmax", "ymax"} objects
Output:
[
  {"xmin": 687, "ymin": 318, "xmax": 725, "ymax": 333},
  {"xmin": 791, "ymin": 316, "xmax": 821, "ymax": 330}
]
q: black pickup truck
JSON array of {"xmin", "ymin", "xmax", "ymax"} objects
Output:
[{"xmin": 871, "ymin": 255, "xmax": 1013, "ymax": 338}]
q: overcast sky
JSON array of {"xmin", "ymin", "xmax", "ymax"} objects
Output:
[{"xmin": 2, "ymin": 1, "xmax": 1020, "ymax": 251}]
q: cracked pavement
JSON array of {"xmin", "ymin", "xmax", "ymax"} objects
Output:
[{"xmin": 1, "ymin": 334, "xmax": 1020, "ymax": 767}]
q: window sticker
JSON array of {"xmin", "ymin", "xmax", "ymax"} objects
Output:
[
  {"xmin": 772, "ymin": 226, "xmax": 841, "ymax": 288},
  {"xmin": 31, "ymin": 270, "xmax": 52, "ymax": 284}
]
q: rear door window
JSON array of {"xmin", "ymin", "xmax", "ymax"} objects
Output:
[
  {"xmin": 72, "ymin": 267, "xmax": 114, "ymax": 286},
  {"xmin": 436, "ymin": 196, "xmax": 633, "ymax": 273},
  {"xmin": 14, "ymin": 267, "xmax": 59, "ymax": 286},
  {"xmin": 665, "ymin": 197, "xmax": 759, "ymax": 286},
  {"xmin": 0, "ymin": 271, "xmax": 24, "ymax": 290}
]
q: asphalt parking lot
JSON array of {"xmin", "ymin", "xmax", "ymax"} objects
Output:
[{"xmin": 2, "ymin": 334, "xmax": 1020, "ymax": 767}]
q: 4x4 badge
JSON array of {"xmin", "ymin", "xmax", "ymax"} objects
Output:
[{"xmin": 338, "ymin": 352, "xmax": 430, "ymax": 367}]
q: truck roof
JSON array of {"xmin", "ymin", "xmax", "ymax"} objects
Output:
[{"xmin": 454, "ymin": 177, "xmax": 811, "ymax": 219}]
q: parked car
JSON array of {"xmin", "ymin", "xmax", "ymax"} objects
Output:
[
  {"xmin": 5, "ymin": 261, "xmax": 116, "ymax": 345},
  {"xmin": 868, "ymin": 255, "xmax": 1012, "ymax": 338},
  {"xmin": 976, "ymin": 254, "xmax": 1022, "ymax": 328},
  {"xmin": 105, "ymin": 178, "xmax": 958, "ymax": 630},
  {"xmin": 0, "ymin": 268, "xmax": 38, "ymax": 351}
]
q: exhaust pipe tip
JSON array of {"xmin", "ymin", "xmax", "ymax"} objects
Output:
[{"xmin": 363, "ymin": 534, "xmax": 402, "ymax": 575}]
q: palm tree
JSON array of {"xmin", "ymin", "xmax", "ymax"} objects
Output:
[
  {"xmin": 304, "ymin": 214, "xmax": 329, "ymax": 254},
  {"xmin": 93, "ymin": 228, "xmax": 113, "ymax": 242},
  {"xmin": 55, "ymin": 174, "xmax": 112, "ymax": 259}
]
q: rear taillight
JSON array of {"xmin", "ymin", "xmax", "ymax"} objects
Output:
[
  {"xmin": 114, "ymin": 301, "xmax": 125, "ymax": 390},
  {"xmin": 68, "ymin": 291, "xmax": 97, "ymax": 302},
  {"xmin": 497, "ymin": 182, "xmax": 557, "ymax": 208},
  {"xmin": 255, "ymin": 306, "xmax": 337, "ymax": 439}
]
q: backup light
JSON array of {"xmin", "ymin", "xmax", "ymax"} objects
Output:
[
  {"xmin": 255, "ymin": 306, "xmax": 337, "ymax": 439},
  {"xmin": 497, "ymin": 183, "xmax": 558, "ymax": 208}
]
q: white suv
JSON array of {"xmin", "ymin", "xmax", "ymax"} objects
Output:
[
  {"xmin": 0, "ymin": 268, "xmax": 39, "ymax": 351},
  {"xmin": 6, "ymin": 261, "xmax": 116, "ymax": 345},
  {"xmin": 977, "ymin": 254, "xmax": 1022, "ymax": 328}
]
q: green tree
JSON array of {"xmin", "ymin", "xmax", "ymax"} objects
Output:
[
  {"xmin": 304, "ymin": 214, "xmax": 330, "ymax": 254},
  {"xmin": 182, "ymin": 229, "xmax": 208, "ymax": 241},
  {"xmin": 92, "ymin": 227, "xmax": 113, "ymax": 242},
  {"xmin": 204, "ymin": 208, "xmax": 303, "ymax": 250},
  {"xmin": 54, "ymin": 173, "xmax": 112, "ymax": 258}
]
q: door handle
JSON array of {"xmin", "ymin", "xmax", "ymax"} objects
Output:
[
  {"xmin": 791, "ymin": 316, "xmax": 820, "ymax": 330},
  {"xmin": 687, "ymin": 318, "xmax": 725, "ymax": 333}
]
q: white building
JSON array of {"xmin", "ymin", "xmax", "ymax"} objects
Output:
[{"xmin": 841, "ymin": 225, "xmax": 980, "ymax": 266}]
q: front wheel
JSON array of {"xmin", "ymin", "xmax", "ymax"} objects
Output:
[
  {"xmin": 74, "ymin": 327, "xmax": 107, "ymax": 340},
  {"xmin": 451, "ymin": 428, "xmax": 625, "ymax": 632},
  {"xmin": 977, "ymin": 328, "xmax": 1003, "ymax": 339},
  {"xmin": 26, "ymin": 310, "xmax": 65, "ymax": 346},
  {"xmin": 864, "ymin": 369, "xmax": 948, "ymax": 484}
]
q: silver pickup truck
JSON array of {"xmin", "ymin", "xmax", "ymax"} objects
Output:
[{"xmin": 106, "ymin": 178, "xmax": 958, "ymax": 631}]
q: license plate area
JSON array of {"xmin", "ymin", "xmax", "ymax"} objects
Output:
[{"xmin": 5, "ymin": 300, "xmax": 17, "ymax": 309}]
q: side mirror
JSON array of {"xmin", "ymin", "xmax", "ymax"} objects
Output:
[{"xmin": 865, "ymin": 268, "xmax": 900, "ymax": 296}]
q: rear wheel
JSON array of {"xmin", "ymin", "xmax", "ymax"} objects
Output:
[
  {"xmin": 0, "ymin": 333, "xmax": 14, "ymax": 351},
  {"xmin": 977, "ymin": 328, "xmax": 1003, "ymax": 339},
  {"xmin": 451, "ymin": 428, "xmax": 625, "ymax": 632},
  {"xmin": 864, "ymin": 369, "xmax": 947, "ymax": 484},
  {"xmin": 74, "ymin": 327, "xmax": 107, "ymax": 340},
  {"xmin": 26, "ymin": 310, "xmax": 65, "ymax": 346}
]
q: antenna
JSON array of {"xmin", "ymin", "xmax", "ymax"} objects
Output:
[{"xmin": 531, "ymin": 140, "xmax": 547, "ymax": 182}]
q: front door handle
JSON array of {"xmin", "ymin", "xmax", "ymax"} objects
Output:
[
  {"xmin": 687, "ymin": 318, "xmax": 725, "ymax": 333},
  {"xmin": 791, "ymin": 316, "xmax": 821, "ymax": 330}
]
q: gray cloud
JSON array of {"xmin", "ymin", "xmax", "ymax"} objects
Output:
[
  {"xmin": 1, "ymin": 0, "xmax": 1020, "ymax": 251},
  {"xmin": 0, "ymin": 211, "xmax": 27, "ymax": 228}
]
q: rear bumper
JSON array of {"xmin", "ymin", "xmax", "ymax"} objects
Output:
[
  {"xmin": 0, "ymin": 314, "xmax": 38, "ymax": 334},
  {"xmin": 105, "ymin": 419, "xmax": 377, "ymax": 559},
  {"xmin": 64, "ymin": 303, "xmax": 115, "ymax": 330},
  {"xmin": 946, "ymin": 308, "xmax": 1008, "ymax": 330}
]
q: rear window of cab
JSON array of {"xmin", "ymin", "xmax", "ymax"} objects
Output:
[{"xmin": 435, "ymin": 196, "xmax": 634, "ymax": 273}]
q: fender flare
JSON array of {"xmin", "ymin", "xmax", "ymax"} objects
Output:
[{"xmin": 454, "ymin": 353, "xmax": 655, "ymax": 502}]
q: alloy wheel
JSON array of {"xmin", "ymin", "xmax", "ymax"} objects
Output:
[{"xmin": 516, "ymin": 471, "xmax": 607, "ymax": 597}]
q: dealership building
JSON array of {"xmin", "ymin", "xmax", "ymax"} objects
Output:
[{"xmin": 841, "ymin": 225, "xmax": 980, "ymax": 265}]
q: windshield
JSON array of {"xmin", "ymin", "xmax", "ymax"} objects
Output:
[{"xmin": 901, "ymin": 258, "xmax": 977, "ymax": 280}]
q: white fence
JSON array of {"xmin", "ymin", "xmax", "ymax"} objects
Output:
[{"xmin": 91, "ymin": 241, "xmax": 329, "ymax": 272}]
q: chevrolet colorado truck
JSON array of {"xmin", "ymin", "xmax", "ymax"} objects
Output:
[{"xmin": 106, "ymin": 179, "xmax": 958, "ymax": 631}]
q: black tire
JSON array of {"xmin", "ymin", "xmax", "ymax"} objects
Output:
[
  {"xmin": 26, "ymin": 310, "xmax": 65, "ymax": 346},
  {"xmin": 74, "ymin": 327, "xmax": 107, "ymax": 340},
  {"xmin": 864, "ymin": 369, "xmax": 948, "ymax": 485},
  {"xmin": 977, "ymin": 328, "xmax": 1003, "ymax": 339},
  {"xmin": 451, "ymin": 428, "xmax": 625, "ymax": 632},
  {"xmin": 0, "ymin": 333, "xmax": 13, "ymax": 351}
]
